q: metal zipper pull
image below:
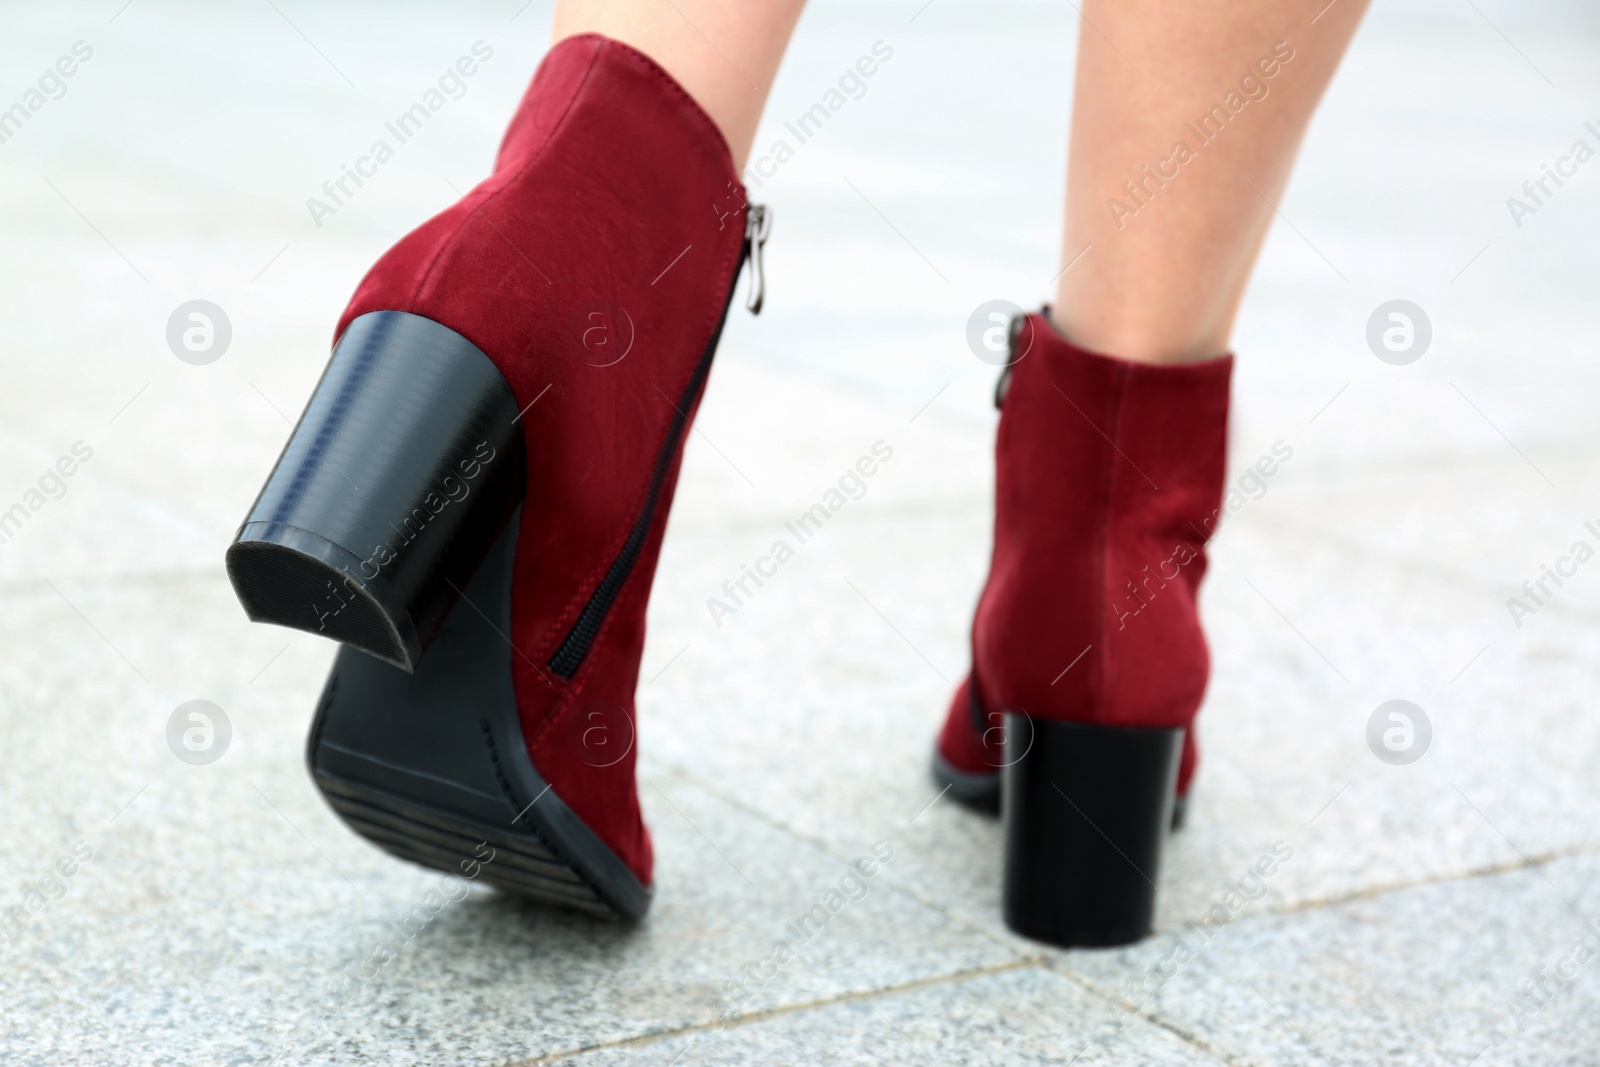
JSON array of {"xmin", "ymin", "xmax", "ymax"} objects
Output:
[{"xmin": 744, "ymin": 204, "xmax": 771, "ymax": 315}]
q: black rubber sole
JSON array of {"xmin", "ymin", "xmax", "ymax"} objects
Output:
[
  {"xmin": 931, "ymin": 750, "xmax": 1002, "ymax": 814},
  {"xmin": 931, "ymin": 681, "xmax": 1002, "ymax": 813},
  {"xmin": 227, "ymin": 311, "xmax": 526, "ymax": 672},
  {"xmin": 1001, "ymin": 715, "xmax": 1181, "ymax": 948},
  {"xmin": 307, "ymin": 512, "xmax": 651, "ymax": 921}
]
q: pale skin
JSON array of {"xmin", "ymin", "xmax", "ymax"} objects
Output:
[{"xmin": 551, "ymin": 0, "xmax": 1370, "ymax": 365}]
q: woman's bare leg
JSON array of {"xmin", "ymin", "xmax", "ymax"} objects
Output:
[
  {"xmin": 552, "ymin": 0, "xmax": 807, "ymax": 169},
  {"xmin": 1053, "ymin": 0, "xmax": 1369, "ymax": 364}
]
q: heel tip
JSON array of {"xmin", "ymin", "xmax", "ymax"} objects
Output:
[
  {"xmin": 227, "ymin": 523, "xmax": 419, "ymax": 671},
  {"xmin": 1001, "ymin": 914, "xmax": 1151, "ymax": 949}
]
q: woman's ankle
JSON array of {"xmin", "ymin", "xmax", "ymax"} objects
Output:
[{"xmin": 1046, "ymin": 302, "xmax": 1232, "ymax": 366}]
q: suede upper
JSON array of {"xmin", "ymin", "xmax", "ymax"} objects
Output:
[
  {"xmin": 337, "ymin": 34, "xmax": 751, "ymax": 884},
  {"xmin": 939, "ymin": 313, "xmax": 1232, "ymax": 795}
]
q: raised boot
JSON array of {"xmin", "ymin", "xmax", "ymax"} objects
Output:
[{"xmin": 226, "ymin": 35, "xmax": 768, "ymax": 919}]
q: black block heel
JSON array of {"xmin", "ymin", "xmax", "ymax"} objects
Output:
[
  {"xmin": 1001, "ymin": 715, "xmax": 1181, "ymax": 948},
  {"xmin": 226, "ymin": 311, "xmax": 525, "ymax": 672}
]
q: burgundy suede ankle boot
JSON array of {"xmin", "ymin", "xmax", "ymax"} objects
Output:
[
  {"xmin": 933, "ymin": 311, "xmax": 1231, "ymax": 946},
  {"xmin": 225, "ymin": 35, "xmax": 768, "ymax": 919}
]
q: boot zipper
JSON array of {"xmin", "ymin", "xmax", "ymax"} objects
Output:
[
  {"xmin": 547, "ymin": 206, "xmax": 769, "ymax": 679},
  {"xmin": 744, "ymin": 204, "xmax": 770, "ymax": 314},
  {"xmin": 993, "ymin": 312, "xmax": 1028, "ymax": 409}
]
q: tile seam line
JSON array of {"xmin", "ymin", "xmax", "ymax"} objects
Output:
[
  {"xmin": 1245, "ymin": 838, "xmax": 1600, "ymax": 920},
  {"xmin": 654, "ymin": 759, "xmax": 1030, "ymax": 958},
  {"xmin": 1049, "ymin": 967, "xmax": 1251, "ymax": 1067},
  {"xmin": 660, "ymin": 767, "xmax": 1600, "ymax": 981},
  {"xmin": 1030, "ymin": 843, "xmax": 1600, "ymax": 1061},
  {"xmin": 1033, "ymin": 844, "xmax": 1600, "ymax": 1047},
  {"xmin": 654, "ymin": 769, "xmax": 1598, "ymax": 951},
  {"xmin": 510, "ymin": 957, "xmax": 1043, "ymax": 1066}
]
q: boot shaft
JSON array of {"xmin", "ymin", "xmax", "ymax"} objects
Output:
[{"xmin": 974, "ymin": 312, "xmax": 1232, "ymax": 732}]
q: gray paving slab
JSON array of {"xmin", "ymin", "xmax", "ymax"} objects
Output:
[
  {"xmin": 547, "ymin": 965, "xmax": 1231, "ymax": 1067},
  {"xmin": 638, "ymin": 488, "xmax": 1600, "ymax": 935},
  {"xmin": 0, "ymin": 582, "xmax": 1021, "ymax": 1066},
  {"xmin": 1061, "ymin": 852, "xmax": 1600, "ymax": 1067}
]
